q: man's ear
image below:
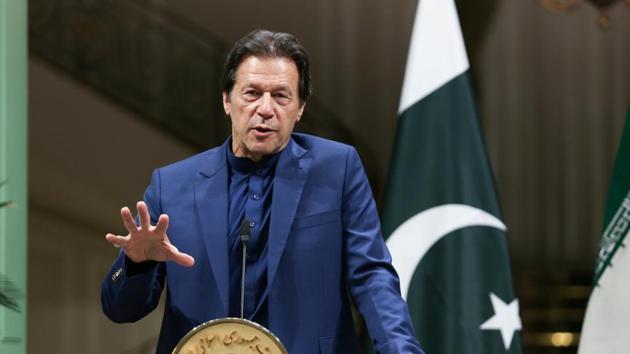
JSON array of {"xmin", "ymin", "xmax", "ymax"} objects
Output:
[
  {"xmin": 222, "ymin": 91, "xmax": 231, "ymax": 115},
  {"xmin": 296, "ymin": 103, "xmax": 306, "ymax": 122}
]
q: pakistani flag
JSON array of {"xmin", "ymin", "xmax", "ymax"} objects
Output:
[
  {"xmin": 578, "ymin": 106, "xmax": 630, "ymax": 354},
  {"xmin": 383, "ymin": 0, "xmax": 522, "ymax": 353}
]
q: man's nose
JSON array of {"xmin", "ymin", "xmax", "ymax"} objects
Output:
[{"xmin": 257, "ymin": 93, "xmax": 274, "ymax": 120}]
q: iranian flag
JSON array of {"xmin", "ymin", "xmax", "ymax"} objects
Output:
[
  {"xmin": 578, "ymin": 106, "xmax": 630, "ymax": 354},
  {"xmin": 383, "ymin": 0, "xmax": 522, "ymax": 353}
]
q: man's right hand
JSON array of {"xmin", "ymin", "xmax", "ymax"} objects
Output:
[{"xmin": 105, "ymin": 201, "xmax": 195, "ymax": 267}]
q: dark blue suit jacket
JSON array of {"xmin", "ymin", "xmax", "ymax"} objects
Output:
[{"xmin": 101, "ymin": 134, "xmax": 423, "ymax": 354}]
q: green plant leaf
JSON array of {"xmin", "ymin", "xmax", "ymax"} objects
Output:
[{"xmin": 0, "ymin": 274, "xmax": 22, "ymax": 312}]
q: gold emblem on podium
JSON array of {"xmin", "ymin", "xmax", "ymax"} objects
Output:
[{"xmin": 172, "ymin": 317, "xmax": 288, "ymax": 354}]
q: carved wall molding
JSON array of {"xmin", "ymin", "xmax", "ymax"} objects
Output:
[
  {"xmin": 537, "ymin": 0, "xmax": 630, "ymax": 28},
  {"xmin": 28, "ymin": 0, "xmax": 365, "ymax": 156}
]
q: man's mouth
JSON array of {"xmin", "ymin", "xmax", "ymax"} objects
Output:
[{"xmin": 251, "ymin": 125, "xmax": 275, "ymax": 135}]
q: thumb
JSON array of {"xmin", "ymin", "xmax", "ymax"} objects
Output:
[{"xmin": 168, "ymin": 244, "xmax": 195, "ymax": 267}]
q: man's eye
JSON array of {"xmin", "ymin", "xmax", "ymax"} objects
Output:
[
  {"xmin": 273, "ymin": 93, "xmax": 290, "ymax": 103},
  {"xmin": 243, "ymin": 90, "xmax": 260, "ymax": 99}
]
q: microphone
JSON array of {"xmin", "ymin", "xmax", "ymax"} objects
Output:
[
  {"xmin": 239, "ymin": 219, "xmax": 252, "ymax": 319},
  {"xmin": 240, "ymin": 219, "xmax": 251, "ymax": 243}
]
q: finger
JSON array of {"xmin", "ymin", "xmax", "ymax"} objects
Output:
[
  {"xmin": 166, "ymin": 244, "xmax": 195, "ymax": 267},
  {"xmin": 137, "ymin": 201, "xmax": 151, "ymax": 229},
  {"xmin": 105, "ymin": 233, "xmax": 130, "ymax": 248},
  {"xmin": 154, "ymin": 214, "xmax": 169, "ymax": 235},
  {"xmin": 121, "ymin": 207, "xmax": 138, "ymax": 234},
  {"xmin": 173, "ymin": 252, "xmax": 196, "ymax": 267}
]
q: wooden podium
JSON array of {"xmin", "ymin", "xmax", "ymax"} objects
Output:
[{"xmin": 172, "ymin": 317, "xmax": 288, "ymax": 354}]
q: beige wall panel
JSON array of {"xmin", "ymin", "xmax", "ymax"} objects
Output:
[
  {"xmin": 28, "ymin": 57, "xmax": 195, "ymax": 353},
  {"xmin": 475, "ymin": 1, "xmax": 630, "ymax": 269}
]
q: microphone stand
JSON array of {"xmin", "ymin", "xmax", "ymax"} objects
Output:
[
  {"xmin": 239, "ymin": 219, "xmax": 251, "ymax": 319},
  {"xmin": 172, "ymin": 218, "xmax": 288, "ymax": 353}
]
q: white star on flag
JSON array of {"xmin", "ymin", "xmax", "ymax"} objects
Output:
[{"xmin": 480, "ymin": 292, "xmax": 522, "ymax": 350}]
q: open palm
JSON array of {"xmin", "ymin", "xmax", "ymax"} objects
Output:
[{"xmin": 105, "ymin": 201, "xmax": 195, "ymax": 267}]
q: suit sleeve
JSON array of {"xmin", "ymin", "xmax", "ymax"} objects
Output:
[
  {"xmin": 101, "ymin": 169, "xmax": 166, "ymax": 323},
  {"xmin": 342, "ymin": 147, "xmax": 424, "ymax": 354}
]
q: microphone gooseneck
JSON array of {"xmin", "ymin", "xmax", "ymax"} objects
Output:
[{"xmin": 239, "ymin": 219, "xmax": 252, "ymax": 319}]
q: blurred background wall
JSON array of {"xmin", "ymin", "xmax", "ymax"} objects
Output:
[{"xmin": 26, "ymin": 0, "xmax": 629, "ymax": 353}]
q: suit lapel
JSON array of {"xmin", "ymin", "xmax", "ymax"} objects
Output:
[
  {"xmin": 268, "ymin": 139, "xmax": 311, "ymax": 288},
  {"xmin": 194, "ymin": 146, "xmax": 229, "ymax": 315}
]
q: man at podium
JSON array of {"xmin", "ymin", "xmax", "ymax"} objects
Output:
[{"xmin": 101, "ymin": 29, "xmax": 424, "ymax": 354}]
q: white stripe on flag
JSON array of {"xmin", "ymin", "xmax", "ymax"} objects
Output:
[
  {"xmin": 398, "ymin": 0, "xmax": 469, "ymax": 114},
  {"xmin": 579, "ymin": 230, "xmax": 630, "ymax": 354}
]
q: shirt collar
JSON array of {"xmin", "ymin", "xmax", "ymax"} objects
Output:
[{"xmin": 226, "ymin": 137, "xmax": 283, "ymax": 174}]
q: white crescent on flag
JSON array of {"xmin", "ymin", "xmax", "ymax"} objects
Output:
[{"xmin": 386, "ymin": 204, "xmax": 507, "ymax": 300}]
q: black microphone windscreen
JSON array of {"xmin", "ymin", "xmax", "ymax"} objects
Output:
[{"xmin": 240, "ymin": 219, "xmax": 251, "ymax": 241}]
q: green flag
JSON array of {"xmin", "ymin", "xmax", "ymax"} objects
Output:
[
  {"xmin": 578, "ymin": 105, "xmax": 630, "ymax": 354},
  {"xmin": 383, "ymin": 0, "xmax": 522, "ymax": 353}
]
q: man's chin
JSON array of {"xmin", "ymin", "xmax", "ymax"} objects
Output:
[
  {"xmin": 247, "ymin": 141, "xmax": 284, "ymax": 155},
  {"xmin": 244, "ymin": 144, "xmax": 279, "ymax": 161}
]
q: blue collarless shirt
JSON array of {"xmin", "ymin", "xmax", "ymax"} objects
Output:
[{"xmin": 226, "ymin": 142, "xmax": 279, "ymax": 326}]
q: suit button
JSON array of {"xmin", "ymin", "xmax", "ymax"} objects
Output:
[{"xmin": 111, "ymin": 267, "xmax": 123, "ymax": 282}]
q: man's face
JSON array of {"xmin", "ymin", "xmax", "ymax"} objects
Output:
[{"xmin": 223, "ymin": 56, "xmax": 305, "ymax": 162}]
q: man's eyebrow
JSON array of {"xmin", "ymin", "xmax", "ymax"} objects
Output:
[{"xmin": 241, "ymin": 82, "xmax": 293, "ymax": 92}]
